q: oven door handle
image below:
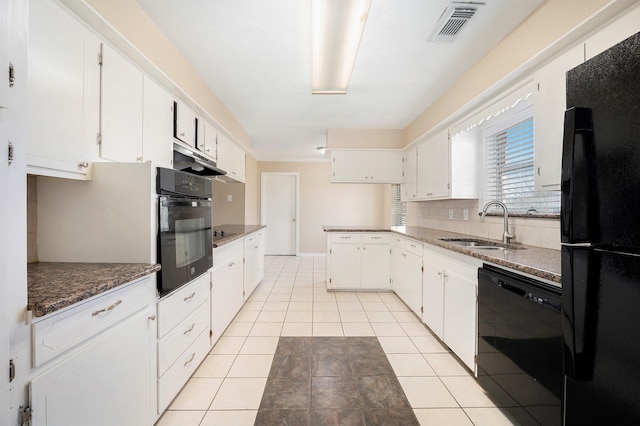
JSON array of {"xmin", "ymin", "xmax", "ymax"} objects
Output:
[{"xmin": 161, "ymin": 198, "xmax": 211, "ymax": 208}]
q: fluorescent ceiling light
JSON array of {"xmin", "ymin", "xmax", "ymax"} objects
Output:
[{"xmin": 311, "ymin": 0, "xmax": 371, "ymax": 94}]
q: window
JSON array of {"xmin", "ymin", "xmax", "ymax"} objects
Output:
[
  {"xmin": 391, "ymin": 184, "xmax": 406, "ymax": 226},
  {"xmin": 485, "ymin": 114, "xmax": 560, "ymax": 214}
]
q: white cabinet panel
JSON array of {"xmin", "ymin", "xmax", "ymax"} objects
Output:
[
  {"xmin": 27, "ymin": 0, "xmax": 100, "ymax": 179},
  {"xmin": 422, "ymin": 254, "xmax": 445, "ymax": 340},
  {"xmin": 327, "ymin": 233, "xmax": 391, "ymax": 290},
  {"xmin": 417, "ymin": 130, "xmax": 450, "ymax": 199},
  {"xmin": 142, "ymin": 76, "xmax": 173, "ymax": 168},
  {"xmin": 331, "ymin": 150, "xmax": 403, "ymax": 183},
  {"xmin": 534, "ymin": 44, "xmax": 584, "ymax": 191},
  {"xmin": 217, "ymin": 132, "xmax": 245, "ymax": 182},
  {"xmin": 401, "ymin": 147, "xmax": 417, "ymax": 201},
  {"xmin": 157, "ymin": 273, "xmax": 210, "ymax": 339},
  {"xmin": 443, "ymin": 265, "xmax": 477, "ymax": 371},
  {"xmin": 243, "ymin": 231, "xmax": 265, "ymax": 301},
  {"xmin": 174, "ymin": 100, "xmax": 198, "ymax": 147},
  {"xmin": 202, "ymin": 120, "xmax": 218, "ymax": 161},
  {"xmin": 211, "ymin": 250, "xmax": 244, "ymax": 343},
  {"xmin": 392, "ymin": 241, "xmax": 422, "ymax": 316},
  {"xmin": 100, "ymin": 44, "xmax": 144, "ymax": 162}
]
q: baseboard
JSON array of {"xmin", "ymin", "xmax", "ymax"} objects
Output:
[{"xmin": 297, "ymin": 252, "xmax": 327, "ymax": 257}]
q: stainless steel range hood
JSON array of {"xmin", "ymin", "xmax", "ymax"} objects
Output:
[{"xmin": 173, "ymin": 142, "xmax": 226, "ymax": 176}]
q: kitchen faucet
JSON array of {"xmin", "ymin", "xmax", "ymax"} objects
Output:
[{"xmin": 481, "ymin": 200, "xmax": 515, "ymax": 244}]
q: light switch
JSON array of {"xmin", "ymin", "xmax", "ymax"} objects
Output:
[
  {"xmin": 227, "ymin": 195, "xmax": 233, "ymax": 202},
  {"xmin": 463, "ymin": 209, "xmax": 469, "ymax": 221}
]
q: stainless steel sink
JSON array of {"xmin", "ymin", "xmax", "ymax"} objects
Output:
[{"xmin": 439, "ymin": 238, "xmax": 525, "ymax": 251}]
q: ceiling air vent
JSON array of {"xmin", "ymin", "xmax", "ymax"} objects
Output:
[{"xmin": 429, "ymin": 3, "xmax": 479, "ymax": 43}]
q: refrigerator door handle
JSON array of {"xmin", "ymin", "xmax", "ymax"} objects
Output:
[
  {"xmin": 562, "ymin": 246, "xmax": 596, "ymax": 381},
  {"xmin": 561, "ymin": 107, "xmax": 595, "ymax": 244}
]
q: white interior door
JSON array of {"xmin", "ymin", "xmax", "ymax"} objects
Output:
[{"xmin": 261, "ymin": 173, "xmax": 298, "ymax": 255}]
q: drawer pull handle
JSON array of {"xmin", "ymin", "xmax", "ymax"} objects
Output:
[
  {"xmin": 148, "ymin": 314, "xmax": 156, "ymax": 321},
  {"xmin": 402, "ymin": 253, "xmax": 407, "ymax": 257},
  {"xmin": 371, "ymin": 236, "xmax": 382, "ymax": 239},
  {"xmin": 410, "ymin": 244, "xmax": 417, "ymax": 248},
  {"xmin": 183, "ymin": 323, "xmax": 196, "ymax": 335},
  {"xmin": 184, "ymin": 292, "xmax": 196, "ymax": 302},
  {"xmin": 184, "ymin": 352, "xmax": 196, "ymax": 367},
  {"xmin": 91, "ymin": 300, "xmax": 122, "ymax": 317},
  {"xmin": 254, "ymin": 245, "xmax": 259, "ymax": 249},
  {"xmin": 339, "ymin": 236, "xmax": 350, "ymax": 239},
  {"xmin": 229, "ymin": 262, "xmax": 235, "ymax": 267}
]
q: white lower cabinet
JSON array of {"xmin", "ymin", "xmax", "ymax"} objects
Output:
[
  {"xmin": 391, "ymin": 238, "xmax": 423, "ymax": 316},
  {"xmin": 243, "ymin": 230, "xmax": 265, "ymax": 301},
  {"xmin": 211, "ymin": 239, "xmax": 244, "ymax": 344},
  {"xmin": 30, "ymin": 277, "xmax": 157, "ymax": 426},
  {"xmin": 327, "ymin": 233, "xmax": 390, "ymax": 290},
  {"xmin": 422, "ymin": 246, "xmax": 481, "ymax": 371},
  {"xmin": 156, "ymin": 273, "xmax": 211, "ymax": 413}
]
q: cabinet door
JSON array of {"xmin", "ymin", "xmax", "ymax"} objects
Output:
[
  {"xmin": 217, "ymin": 132, "xmax": 245, "ymax": 182},
  {"xmin": 211, "ymin": 252, "xmax": 244, "ymax": 343},
  {"xmin": 331, "ymin": 151, "xmax": 369, "ymax": 182},
  {"xmin": 30, "ymin": 307, "xmax": 157, "ymax": 426},
  {"xmin": 422, "ymin": 259, "xmax": 445, "ymax": 340},
  {"xmin": 203, "ymin": 121, "xmax": 218, "ymax": 160},
  {"xmin": 243, "ymin": 243, "xmax": 259, "ymax": 301},
  {"xmin": 142, "ymin": 76, "xmax": 173, "ymax": 168},
  {"xmin": 393, "ymin": 249, "xmax": 422, "ymax": 315},
  {"xmin": 368, "ymin": 150, "xmax": 403, "ymax": 183},
  {"xmin": 534, "ymin": 44, "xmax": 584, "ymax": 191},
  {"xmin": 417, "ymin": 130, "xmax": 449, "ymax": 199},
  {"xmin": 27, "ymin": 0, "xmax": 100, "ymax": 178},
  {"xmin": 443, "ymin": 267, "xmax": 477, "ymax": 371},
  {"xmin": 360, "ymin": 243, "xmax": 391, "ymax": 289},
  {"xmin": 175, "ymin": 100, "xmax": 197, "ymax": 147},
  {"xmin": 100, "ymin": 44, "xmax": 143, "ymax": 162},
  {"xmin": 329, "ymin": 243, "xmax": 361, "ymax": 289},
  {"xmin": 401, "ymin": 147, "xmax": 417, "ymax": 201}
]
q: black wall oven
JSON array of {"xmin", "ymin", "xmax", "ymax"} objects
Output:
[{"xmin": 157, "ymin": 167, "xmax": 213, "ymax": 296}]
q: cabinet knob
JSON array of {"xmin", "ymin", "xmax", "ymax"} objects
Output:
[
  {"xmin": 148, "ymin": 314, "xmax": 156, "ymax": 321},
  {"xmin": 78, "ymin": 161, "xmax": 89, "ymax": 168}
]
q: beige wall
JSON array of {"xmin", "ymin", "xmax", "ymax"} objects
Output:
[
  {"xmin": 212, "ymin": 180, "xmax": 245, "ymax": 226},
  {"xmin": 258, "ymin": 161, "xmax": 390, "ymax": 254},
  {"xmin": 244, "ymin": 155, "xmax": 260, "ymax": 224},
  {"xmin": 327, "ymin": 129, "xmax": 405, "ymax": 149},
  {"xmin": 404, "ymin": 0, "xmax": 612, "ymax": 144}
]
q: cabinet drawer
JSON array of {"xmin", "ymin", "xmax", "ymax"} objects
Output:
[
  {"xmin": 157, "ymin": 273, "xmax": 210, "ymax": 338},
  {"xmin": 362, "ymin": 233, "xmax": 390, "ymax": 244},
  {"xmin": 213, "ymin": 239, "xmax": 244, "ymax": 269},
  {"xmin": 158, "ymin": 300, "xmax": 210, "ymax": 376},
  {"xmin": 158, "ymin": 328, "xmax": 210, "ymax": 412},
  {"xmin": 330, "ymin": 233, "xmax": 361, "ymax": 243},
  {"xmin": 244, "ymin": 230, "xmax": 264, "ymax": 248},
  {"xmin": 391, "ymin": 235, "xmax": 406, "ymax": 249},
  {"xmin": 406, "ymin": 239, "xmax": 423, "ymax": 257},
  {"xmin": 32, "ymin": 277, "xmax": 153, "ymax": 368}
]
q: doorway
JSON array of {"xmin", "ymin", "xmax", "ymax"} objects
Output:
[{"xmin": 261, "ymin": 173, "xmax": 299, "ymax": 255}]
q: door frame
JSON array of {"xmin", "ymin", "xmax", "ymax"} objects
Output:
[{"xmin": 260, "ymin": 172, "xmax": 300, "ymax": 256}]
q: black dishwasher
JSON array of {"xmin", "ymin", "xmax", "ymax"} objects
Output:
[{"xmin": 477, "ymin": 264, "xmax": 562, "ymax": 426}]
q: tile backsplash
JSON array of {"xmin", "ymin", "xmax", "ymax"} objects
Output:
[
  {"xmin": 407, "ymin": 199, "xmax": 560, "ymax": 250},
  {"xmin": 27, "ymin": 175, "xmax": 38, "ymax": 263}
]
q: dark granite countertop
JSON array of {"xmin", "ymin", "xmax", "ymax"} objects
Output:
[
  {"xmin": 27, "ymin": 262, "xmax": 161, "ymax": 318},
  {"xmin": 212, "ymin": 224, "xmax": 266, "ymax": 248},
  {"xmin": 323, "ymin": 225, "xmax": 561, "ymax": 285}
]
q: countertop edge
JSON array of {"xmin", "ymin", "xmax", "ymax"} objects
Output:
[
  {"xmin": 212, "ymin": 224, "xmax": 266, "ymax": 248},
  {"xmin": 28, "ymin": 263, "xmax": 161, "ymax": 318},
  {"xmin": 323, "ymin": 226, "xmax": 561, "ymax": 284}
]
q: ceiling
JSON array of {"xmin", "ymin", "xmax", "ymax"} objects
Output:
[{"xmin": 136, "ymin": 0, "xmax": 543, "ymax": 161}]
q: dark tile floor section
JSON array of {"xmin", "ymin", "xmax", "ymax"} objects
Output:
[{"xmin": 255, "ymin": 337, "xmax": 420, "ymax": 426}]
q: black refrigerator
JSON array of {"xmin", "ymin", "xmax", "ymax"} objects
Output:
[{"xmin": 561, "ymin": 31, "xmax": 640, "ymax": 424}]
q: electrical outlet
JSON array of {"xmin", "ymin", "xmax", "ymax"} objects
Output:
[
  {"xmin": 463, "ymin": 209, "xmax": 469, "ymax": 221},
  {"xmin": 449, "ymin": 209, "xmax": 454, "ymax": 220},
  {"xmin": 227, "ymin": 195, "xmax": 233, "ymax": 202}
]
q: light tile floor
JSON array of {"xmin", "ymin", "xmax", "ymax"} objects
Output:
[{"xmin": 156, "ymin": 256, "xmax": 516, "ymax": 426}]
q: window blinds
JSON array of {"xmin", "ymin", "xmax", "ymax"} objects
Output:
[
  {"xmin": 485, "ymin": 117, "xmax": 560, "ymax": 213},
  {"xmin": 391, "ymin": 184, "xmax": 406, "ymax": 226}
]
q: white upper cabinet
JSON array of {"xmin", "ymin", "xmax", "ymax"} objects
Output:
[
  {"xmin": 533, "ymin": 44, "xmax": 584, "ymax": 191},
  {"xmin": 201, "ymin": 120, "xmax": 218, "ymax": 161},
  {"xmin": 401, "ymin": 147, "xmax": 417, "ymax": 201},
  {"xmin": 217, "ymin": 132, "xmax": 245, "ymax": 182},
  {"xmin": 331, "ymin": 150, "xmax": 403, "ymax": 183},
  {"xmin": 174, "ymin": 100, "xmax": 198, "ymax": 147},
  {"xmin": 27, "ymin": 0, "xmax": 100, "ymax": 179},
  {"xmin": 100, "ymin": 44, "xmax": 144, "ymax": 162},
  {"xmin": 416, "ymin": 130, "xmax": 450, "ymax": 199},
  {"xmin": 142, "ymin": 76, "xmax": 173, "ymax": 168}
]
